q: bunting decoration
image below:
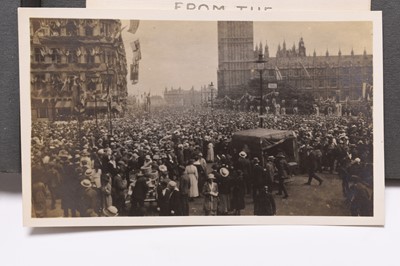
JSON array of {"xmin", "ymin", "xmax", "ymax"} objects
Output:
[
  {"xmin": 131, "ymin": 39, "xmax": 142, "ymax": 61},
  {"xmin": 275, "ymin": 66, "xmax": 283, "ymax": 81},
  {"xmin": 130, "ymin": 39, "xmax": 141, "ymax": 84},
  {"xmin": 298, "ymin": 60, "xmax": 311, "ymax": 78},
  {"xmin": 113, "ymin": 25, "xmax": 127, "ymax": 40}
]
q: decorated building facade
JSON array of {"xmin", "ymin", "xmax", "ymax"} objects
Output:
[
  {"xmin": 217, "ymin": 22, "xmax": 373, "ymax": 102},
  {"xmin": 30, "ymin": 18, "xmax": 128, "ymax": 121},
  {"xmin": 250, "ymin": 38, "xmax": 373, "ymax": 101}
]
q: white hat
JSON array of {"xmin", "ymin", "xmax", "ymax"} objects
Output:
[
  {"xmin": 80, "ymin": 179, "xmax": 92, "ymax": 188},
  {"xmin": 159, "ymin": 165, "xmax": 168, "ymax": 172},
  {"xmin": 85, "ymin": 169, "xmax": 93, "ymax": 177},
  {"xmin": 103, "ymin": 206, "xmax": 118, "ymax": 217},
  {"xmin": 239, "ymin": 151, "xmax": 247, "ymax": 158},
  {"xmin": 219, "ymin": 167, "xmax": 229, "ymax": 177},
  {"xmin": 207, "ymin": 173, "xmax": 216, "ymax": 179},
  {"xmin": 168, "ymin": 181, "xmax": 177, "ymax": 188}
]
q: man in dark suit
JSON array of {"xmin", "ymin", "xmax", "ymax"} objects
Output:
[
  {"xmin": 275, "ymin": 153, "xmax": 289, "ymax": 199},
  {"xmin": 254, "ymin": 185, "xmax": 276, "ymax": 215},
  {"xmin": 168, "ymin": 181, "xmax": 183, "ymax": 216},
  {"xmin": 158, "ymin": 181, "xmax": 172, "ymax": 216},
  {"xmin": 130, "ymin": 173, "xmax": 148, "ymax": 216},
  {"xmin": 179, "ymin": 172, "xmax": 191, "ymax": 216},
  {"xmin": 304, "ymin": 146, "xmax": 323, "ymax": 186},
  {"xmin": 252, "ymin": 157, "xmax": 266, "ymax": 198},
  {"xmin": 237, "ymin": 151, "xmax": 252, "ymax": 195}
]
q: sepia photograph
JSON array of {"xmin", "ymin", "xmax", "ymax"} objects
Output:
[{"xmin": 18, "ymin": 9, "xmax": 384, "ymax": 226}]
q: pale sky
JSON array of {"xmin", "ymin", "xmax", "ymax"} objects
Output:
[{"xmin": 121, "ymin": 20, "xmax": 373, "ymax": 96}]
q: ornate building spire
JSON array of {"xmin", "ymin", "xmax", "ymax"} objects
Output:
[
  {"xmin": 291, "ymin": 43, "xmax": 296, "ymax": 57},
  {"xmin": 264, "ymin": 41, "xmax": 269, "ymax": 58},
  {"xmin": 298, "ymin": 37, "xmax": 306, "ymax": 57},
  {"xmin": 282, "ymin": 40, "xmax": 287, "ymax": 57},
  {"xmin": 277, "ymin": 43, "xmax": 281, "ymax": 57}
]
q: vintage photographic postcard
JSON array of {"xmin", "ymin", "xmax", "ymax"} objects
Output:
[
  {"xmin": 19, "ymin": 8, "xmax": 383, "ymax": 227},
  {"xmin": 87, "ymin": 0, "xmax": 372, "ymax": 12}
]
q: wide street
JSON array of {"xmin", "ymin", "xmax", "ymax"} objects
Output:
[{"xmin": 43, "ymin": 171, "xmax": 350, "ymax": 217}]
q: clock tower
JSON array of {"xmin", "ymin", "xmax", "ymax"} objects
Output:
[{"xmin": 217, "ymin": 21, "xmax": 254, "ymax": 98}]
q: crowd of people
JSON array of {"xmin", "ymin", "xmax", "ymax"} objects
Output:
[{"xmin": 31, "ymin": 107, "xmax": 374, "ymax": 218}]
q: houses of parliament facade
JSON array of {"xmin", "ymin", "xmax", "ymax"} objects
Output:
[{"xmin": 217, "ymin": 21, "xmax": 373, "ymax": 101}]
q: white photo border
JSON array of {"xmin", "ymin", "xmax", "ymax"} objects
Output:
[{"xmin": 18, "ymin": 8, "xmax": 384, "ymax": 227}]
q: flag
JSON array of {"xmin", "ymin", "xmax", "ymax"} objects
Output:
[
  {"xmin": 130, "ymin": 63, "xmax": 139, "ymax": 84},
  {"xmin": 275, "ymin": 66, "xmax": 283, "ymax": 81},
  {"xmin": 131, "ymin": 39, "xmax": 142, "ymax": 61},
  {"xmin": 299, "ymin": 61, "xmax": 311, "ymax": 78},
  {"xmin": 32, "ymin": 35, "xmax": 41, "ymax": 45},
  {"xmin": 114, "ymin": 25, "xmax": 127, "ymax": 40},
  {"xmin": 128, "ymin": 20, "xmax": 140, "ymax": 35},
  {"xmin": 40, "ymin": 47, "xmax": 47, "ymax": 57}
]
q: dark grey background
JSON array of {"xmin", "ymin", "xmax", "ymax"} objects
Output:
[
  {"xmin": 0, "ymin": 0, "xmax": 85, "ymax": 173},
  {"xmin": 0, "ymin": 0, "xmax": 398, "ymax": 179}
]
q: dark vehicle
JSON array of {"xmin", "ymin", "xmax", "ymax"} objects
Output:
[{"xmin": 231, "ymin": 128, "xmax": 299, "ymax": 168}]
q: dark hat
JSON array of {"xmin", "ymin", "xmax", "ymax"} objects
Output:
[
  {"xmin": 276, "ymin": 153, "xmax": 285, "ymax": 158},
  {"xmin": 58, "ymin": 150, "xmax": 70, "ymax": 159},
  {"xmin": 211, "ymin": 164, "xmax": 219, "ymax": 170}
]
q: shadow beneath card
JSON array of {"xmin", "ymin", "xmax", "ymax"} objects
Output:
[
  {"xmin": 386, "ymin": 179, "xmax": 400, "ymax": 187},
  {"xmin": 0, "ymin": 173, "xmax": 22, "ymax": 193},
  {"xmin": 29, "ymin": 225, "xmax": 195, "ymax": 236}
]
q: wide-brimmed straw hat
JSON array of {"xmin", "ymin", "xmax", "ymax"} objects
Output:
[
  {"xmin": 219, "ymin": 167, "xmax": 229, "ymax": 177},
  {"xmin": 103, "ymin": 206, "xmax": 118, "ymax": 217},
  {"xmin": 84, "ymin": 169, "xmax": 93, "ymax": 177},
  {"xmin": 159, "ymin": 165, "xmax": 168, "ymax": 172},
  {"xmin": 80, "ymin": 179, "xmax": 92, "ymax": 188}
]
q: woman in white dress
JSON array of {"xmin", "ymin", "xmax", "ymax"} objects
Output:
[
  {"xmin": 207, "ymin": 142, "xmax": 214, "ymax": 162},
  {"xmin": 185, "ymin": 159, "xmax": 199, "ymax": 199}
]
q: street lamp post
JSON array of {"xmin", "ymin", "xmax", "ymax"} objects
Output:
[
  {"xmin": 255, "ymin": 53, "xmax": 267, "ymax": 128},
  {"xmin": 209, "ymin": 82, "xmax": 215, "ymax": 118},
  {"xmin": 106, "ymin": 65, "xmax": 113, "ymax": 134},
  {"xmin": 94, "ymin": 94, "xmax": 98, "ymax": 128}
]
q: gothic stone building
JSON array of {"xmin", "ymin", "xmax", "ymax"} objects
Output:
[
  {"xmin": 217, "ymin": 22, "xmax": 373, "ymax": 101},
  {"xmin": 30, "ymin": 19, "xmax": 128, "ymax": 121},
  {"xmin": 217, "ymin": 21, "xmax": 254, "ymax": 99},
  {"xmin": 163, "ymin": 87, "xmax": 202, "ymax": 107}
]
